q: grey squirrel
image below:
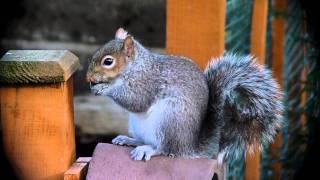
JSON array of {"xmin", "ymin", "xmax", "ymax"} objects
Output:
[{"xmin": 86, "ymin": 28, "xmax": 284, "ymax": 162}]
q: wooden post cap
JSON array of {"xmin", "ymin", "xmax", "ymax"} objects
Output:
[
  {"xmin": 86, "ymin": 143, "xmax": 224, "ymax": 180},
  {"xmin": 0, "ymin": 50, "xmax": 80, "ymax": 83}
]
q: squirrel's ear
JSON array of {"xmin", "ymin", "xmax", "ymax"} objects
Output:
[
  {"xmin": 123, "ymin": 36, "xmax": 134, "ymax": 57},
  {"xmin": 115, "ymin": 28, "xmax": 128, "ymax": 40}
]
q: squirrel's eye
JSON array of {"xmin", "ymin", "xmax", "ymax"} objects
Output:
[
  {"xmin": 101, "ymin": 55, "xmax": 115, "ymax": 69},
  {"xmin": 103, "ymin": 58, "xmax": 113, "ymax": 66}
]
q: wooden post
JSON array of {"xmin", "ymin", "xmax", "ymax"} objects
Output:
[
  {"xmin": 0, "ymin": 50, "xmax": 80, "ymax": 180},
  {"xmin": 246, "ymin": 0, "xmax": 269, "ymax": 179},
  {"xmin": 166, "ymin": 0, "xmax": 226, "ymax": 69},
  {"xmin": 272, "ymin": 0, "xmax": 285, "ymax": 85},
  {"xmin": 270, "ymin": 0, "xmax": 286, "ymax": 179}
]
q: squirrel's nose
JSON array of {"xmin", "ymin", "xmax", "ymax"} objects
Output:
[
  {"xmin": 86, "ymin": 74, "xmax": 96, "ymax": 83},
  {"xmin": 86, "ymin": 75, "xmax": 103, "ymax": 89}
]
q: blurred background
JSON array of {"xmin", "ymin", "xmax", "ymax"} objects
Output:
[
  {"xmin": 0, "ymin": 0, "xmax": 166, "ymax": 158},
  {"xmin": 1, "ymin": 0, "xmax": 319, "ymax": 179}
]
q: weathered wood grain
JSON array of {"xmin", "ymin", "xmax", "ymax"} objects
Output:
[{"xmin": 0, "ymin": 50, "xmax": 80, "ymax": 83}]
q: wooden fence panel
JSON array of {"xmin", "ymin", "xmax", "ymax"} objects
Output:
[{"xmin": 166, "ymin": 0, "xmax": 226, "ymax": 69}]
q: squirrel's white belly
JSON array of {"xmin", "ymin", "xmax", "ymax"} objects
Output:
[{"xmin": 128, "ymin": 100, "xmax": 166, "ymax": 147}]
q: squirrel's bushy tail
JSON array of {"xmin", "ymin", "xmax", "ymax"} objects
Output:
[{"xmin": 202, "ymin": 53, "xmax": 284, "ymax": 160}]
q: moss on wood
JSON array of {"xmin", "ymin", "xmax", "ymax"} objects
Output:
[{"xmin": 0, "ymin": 50, "xmax": 80, "ymax": 84}]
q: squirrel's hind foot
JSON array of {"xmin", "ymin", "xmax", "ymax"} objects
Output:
[{"xmin": 130, "ymin": 145, "xmax": 160, "ymax": 161}]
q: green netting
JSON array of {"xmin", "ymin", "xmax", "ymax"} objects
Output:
[
  {"xmin": 225, "ymin": 0, "xmax": 318, "ymax": 179},
  {"xmin": 225, "ymin": 0, "xmax": 253, "ymax": 55},
  {"xmin": 265, "ymin": 0, "xmax": 273, "ymax": 68}
]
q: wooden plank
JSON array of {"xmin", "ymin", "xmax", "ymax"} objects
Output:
[
  {"xmin": 0, "ymin": 79, "xmax": 76, "ymax": 180},
  {"xmin": 270, "ymin": 0, "xmax": 286, "ymax": 179},
  {"xmin": 86, "ymin": 143, "xmax": 224, "ymax": 180},
  {"xmin": 64, "ymin": 157, "xmax": 91, "ymax": 180},
  {"xmin": 245, "ymin": 0, "xmax": 269, "ymax": 179},
  {"xmin": 166, "ymin": 0, "xmax": 226, "ymax": 69}
]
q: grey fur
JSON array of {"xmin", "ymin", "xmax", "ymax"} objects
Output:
[
  {"xmin": 202, "ymin": 54, "xmax": 284, "ymax": 160},
  {"xmin": 88, "ymin": 35, "xmax": 284, "ymax": 161}
]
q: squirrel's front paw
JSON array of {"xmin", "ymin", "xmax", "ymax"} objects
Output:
[
  {"xmin": 112, "ymin": 135, "xmax": 143, "ymax": 146},
  {"xmin": 90, "ymin": 83, "xmax": 109, "ymax": 96},
  {"xmin": 112, "ymin": 135, "xmax": 128, "ymax": 146},
  {"xmin": 130, "ymin": 145, "xmax": 159, "ymax": 161}
]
